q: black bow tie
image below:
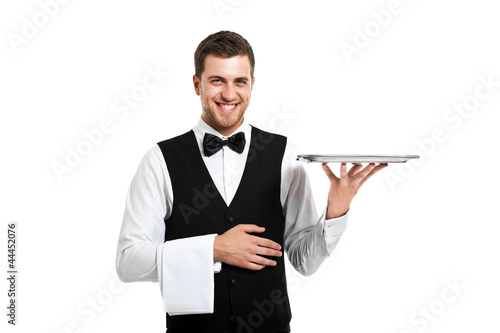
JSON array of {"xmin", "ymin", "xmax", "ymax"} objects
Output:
[{"xmin": 203, "ymin": 132, "xmax": 246, "ymax": 157}]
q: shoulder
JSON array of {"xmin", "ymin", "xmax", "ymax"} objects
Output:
[{"xmin": 138, "ymin": 145, "xmax": 165, "ymax": 171}]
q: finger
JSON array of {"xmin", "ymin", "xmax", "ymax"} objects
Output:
[
  {"xmin": 358, "ymin": 163, "xmax": 388, "ymax": 187},
  {"xmin": 255, "ymin": 246, "xmax": 282, "ymax": 258},
  {"xmin": 347, "ymin": 163, "xmax": 363, "ymax": 177},
  {"xmin": 340, "ymin": 163, "xmax": 347, "ymax": 179},
  {"xmin": 240, "ymin": 224, "xmax": 266, "ymax": 234},
  {"xmin": 250, "ymin": 255, "xmax": 277, "ymax": 267},
  {"xmin": 322, "ymin": 163, "xmax": 339, "ymax": 182},
  {"xmin": 254, "ymin": 236, "xmax": 282, "ymax": 250},
  {"xmin": 364, "ymin": 163, "xmax": 387, "ymax": 178},
  {"xmin": 244, "ymin": 262, "xmax": 266, "ymax": 271},
  {"xmin": 353, "ymin": 163, "xmax": 377, "ymax": 181}
]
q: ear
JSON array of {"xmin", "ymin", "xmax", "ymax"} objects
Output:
[
  {"xmin": 251, "ymin": 76, "xmax": 255, "ymax": 89},
  {"xmin": 193, "ymin": 74, "xmax": 201, "ymax": 96}
]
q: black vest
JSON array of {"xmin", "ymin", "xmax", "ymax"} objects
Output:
[{"xmin": 158, "ymin": 126, "xmax": 292, "ymax": 333}]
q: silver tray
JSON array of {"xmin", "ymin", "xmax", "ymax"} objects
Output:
[{"xmin": 297, "ymin": 154, "xmax": 420, "ymax": 164}]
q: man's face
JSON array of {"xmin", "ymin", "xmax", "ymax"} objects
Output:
[{"xmin": 193, "ymin": 54, "xmax": 255, "ymax": 136}]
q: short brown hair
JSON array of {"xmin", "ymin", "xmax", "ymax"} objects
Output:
[{"xmin": 194, "ymin": 31, "xmax": 255, "ymax": 79}]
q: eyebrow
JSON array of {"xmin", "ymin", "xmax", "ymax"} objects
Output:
[{"xmin": 207, "ymin": 75, "xmax": 249, "ymax": 81}]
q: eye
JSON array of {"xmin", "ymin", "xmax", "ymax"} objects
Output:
[{"xmin": 236, "ymin": 79, "xmax": 247, "ymax": 86}]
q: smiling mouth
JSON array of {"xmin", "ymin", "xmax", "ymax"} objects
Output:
[{"xmin": 216, "ymin": 102, "xmax": 239, "ymax": 113}]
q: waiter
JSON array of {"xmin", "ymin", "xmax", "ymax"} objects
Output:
[{"xmin": 116, "ymin": 31, "xmax": 386, "ymax": 333}]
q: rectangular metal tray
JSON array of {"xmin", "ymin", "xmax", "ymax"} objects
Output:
[{"xmin": 297, "ymin": 154, "xmax": 420, "ymax": 163}]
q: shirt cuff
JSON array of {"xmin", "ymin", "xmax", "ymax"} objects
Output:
[
  {"xmin": 322, "ymin": 208, "xmax": 348, "ymax": 237},
  {"xmin": 157, "ymin": 234, "xmax": 217, "ymax": 315},
  {"xmin": 320, "ymin": 209, "xmax": 348, "ymax": 254},
  {"xmin": 214, "ymin": 261, "xmax": 222, "ymax": 273}
]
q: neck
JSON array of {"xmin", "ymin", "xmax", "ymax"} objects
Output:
[{"xmin": 201, "ymin": 116, "xmax": 244, "ymax": 136}]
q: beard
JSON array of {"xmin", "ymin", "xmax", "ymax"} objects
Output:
[{"xmin": 200, "ymin": 97, "xmax": 250, "ymax": 134}]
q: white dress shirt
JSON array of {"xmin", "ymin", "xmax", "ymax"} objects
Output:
[{"xmin": 116, "ymin": 117, "xmax": 348, "ymax": 315}]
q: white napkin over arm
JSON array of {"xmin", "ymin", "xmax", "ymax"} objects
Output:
[{"xmin": 116, "ymin": 146, "xmax": 219, "ymax": 315}]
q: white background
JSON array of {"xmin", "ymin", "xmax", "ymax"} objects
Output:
[{"xmin": 1, "ymin": 0, "xmax": 499, "ymax": 332}]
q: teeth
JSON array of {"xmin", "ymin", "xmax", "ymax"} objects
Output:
[{"xmin": 219, "ymin": 104, "xmax": 236, "ymax": 111}]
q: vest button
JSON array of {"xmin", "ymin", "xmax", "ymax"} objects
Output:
[
  {"xmin": 231, "ymin": 278, "xmax": 237, "ymax": 286},
  {"xmin": 228, "ymin": 216, "xmax": 235, "ymax": 223},
  {"xmin": 229, "ymin": 315, "xmax": 235, "ymax": 323}
]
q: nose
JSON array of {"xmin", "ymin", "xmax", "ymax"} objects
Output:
[{"xmin": 221, "ymin": 83, "xmax": 236, "ymax": 102}]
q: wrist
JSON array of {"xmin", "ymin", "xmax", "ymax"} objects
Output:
[
  {"xmin": 213, "ymin": 235, "xmax": 223, "ymax": 262},
  {"xmin": 326, "ymin": 206, "xmax": 349, "ymax": 219},
  {"xmin": 327, "ymin": 197, "xmax": 351, "ymax": 219}
]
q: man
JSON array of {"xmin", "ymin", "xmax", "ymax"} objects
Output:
[{"xmin": 116, "ymin": 31, "xmax": 386, "ymax": 333}]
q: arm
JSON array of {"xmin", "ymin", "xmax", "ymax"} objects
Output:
[
  {"xmin": 282, "ymin": 142, "xmax": 349, "ymax": 276},
  {"xmin": 115, "ymin": 147, "xmax": 167, "ymax": 283},
  {"xmin": 115, "ymin": 146, "xmax": 219, "ymax": 315},
  {"xmin": 283, "ymin": 143, "xmax": 387, "ymax": 276}
]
